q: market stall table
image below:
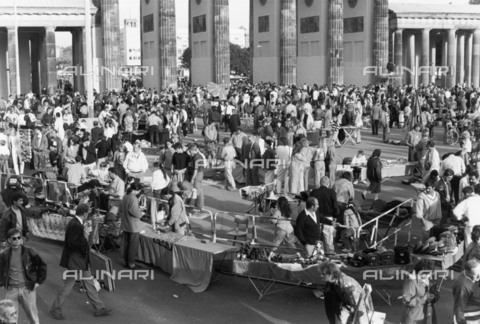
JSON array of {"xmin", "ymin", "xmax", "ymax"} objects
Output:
[
  {"xmin": 222, "ymin": 259, "xmax": 410, "ymax": 301},
  {"xmin": 171, "ymin": 240, "xmax": 238, "ymax": 292},
  {"xmin": 136, "ymin": 222, "xmax": 238, "ymax": 292},
  {"xmin": 411, "ymin": 245, "xmax": 464, "ymax": 270}
]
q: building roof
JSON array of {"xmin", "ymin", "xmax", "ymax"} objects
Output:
[
  {"xmin": 389, "ymin": 2, "xmax": 480, "ymax": 15},
  {"xmin": 0, "ymin": 0, "xmax": 97, "ymax": 13}
]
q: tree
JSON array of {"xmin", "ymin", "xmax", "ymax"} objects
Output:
[
  {"xmin": 180, "ymin": 43, "xmax": 250, "ymax": 75},
  {"xmin": 180, "ymin": 47, "xmax": 191, "ymax": 69},
  {"xmin": 229, "ymin": 43, "xmax": 249, "ymax": 76}
]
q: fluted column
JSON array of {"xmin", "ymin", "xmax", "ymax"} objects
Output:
[
  {"xmin": 213, "ymin": 0, "xmax": 230, "ymax": 88},
  {"xmin": 421, "ymin": 29, "xmax": 430, "ymax": 86},
  {"xmin": 280, "ymin": 0, "xmax": 297, "ymax": 85},
  {"xmin": 101, "ymin": 0, "xmax": 121, "ymax": 91},
  {"xmin": 327, "ymin": 0, "xmax": 343, "ymax": 85},
  {"xmin": 249, "ymin": 0, "xmax": 254, "ymax": 84},
  {"xmin": 447, "ymin": 28, "xmax": 457, "ymax": 88},
  {"xmin": 30, "ymin": 36, "xmax": 40, "ymax": 95},
  {"xmin": 466, "ymin": 31, "xmax": 473, "ymax": 87},
  {"xmin": 473, "ymin": 30, "xmax": 480, "ymax": 88},
  {"xmin": 44, "ymin": 27, "xmax": 57, "ymax": 95},
  {"xmin": 394, "ymin": 29, "xmax": 403, "ymax": 84},
  {"xmin": 458, "ymin": 32, "xmax": 465, "ymax": 85},
  {"xmin": 389, "ymin": 30, "xmax": 394, "ymax": 64},
  {"xmin": 7, "ymin": 27, "xmax": 17, "ymax": 97},
  {"xmin": 373, "ymin": 0, "xmax": 389, "ymax": 77},
  {"xmin": 430, "ymin": 36, "xmax": 436, "ymax": 84},
  {"xmin": 159, "ymin": 0, "xmax": 177, "ymax": 89},
  {"xmin": 409, "ymin": 33, "xmax": 415, "ymax": 85},
  {"xmin": 72, "ymin": 28, "xmax": 85, "ymax": 93}
]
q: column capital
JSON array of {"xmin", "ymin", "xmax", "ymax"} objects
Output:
[
  {"xmin": 45, "ymin": 26, "xmax": 56, "ymax": 33},
  {"xmin": 395, "ymin": 28, "xmax": 403, "ymax": 32},
  {"xmin": 6, "ymin": 26, "xmax": 15, "ymax": 31},
  {"xmin": 423, "ymin": 28, "xmax": 431, "ymax": 32}
]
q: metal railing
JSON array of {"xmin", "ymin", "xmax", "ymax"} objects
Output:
[{"xmin": 355, "ymin": 198, "xmax": 415, "ymax": 249}]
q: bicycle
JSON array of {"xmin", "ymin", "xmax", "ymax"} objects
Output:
[{"xmin": 435, "ymin": 122, "xmax": 459, "ymax": 146}]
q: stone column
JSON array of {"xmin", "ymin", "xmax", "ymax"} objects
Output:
[
  {"xmin": 159, "ymin": 0, "xmax": 177, "ymax": 89},
  {"xmin": 213, "ymin": 0, "xmax": 230, "ymax": 88},
  {"xmin": 72, "ymin": 28, "xmax": 85, "ymax": 93},
  {"xmin": 249, "ymin": 0, "xmax": 254, "ymax": 84},
  {"xmin": 447, "ymin": 28, "xmax": 457, "ymax": 88},
  {"xmin": 44, "ymin": 27, "xmax": 57, "ymax": 95},
  {"xmin": 30, "ymin": 36, "xmax": 40, "ymax": 95},
  {"xmin": 327, "ymin": 0, "xmax": 343, "ymax": 86},
  {"xmin": 394, "ymin": 29, "xmax": 403, "ymax": 84},
  {"xmin": 458, "ymin": 32, "xmax": 465, "ymax": 85},
  {"xmin": 101, "ymin": 0, "xmax": 121, "ymax": 91},
  {"xmin": 466, "ymin": 31, "xmax": 473, "ymax": 87},
  {"xmin": 7, "ymin": 27, "xmax": 17, "ymax": 97},
  {"xmin": 430, "ymin": 35, "xmax": 436, "ymax": 84},
  {"xmin": 409, "ymin": 33, "xmax": 415, "ymax": 85},
  {"xmin": 473, "ymin": 30, "xmax": 480, "ymax": 88},
  {"xmin": 389, "ymin": 29, "xmax": 394, "ymax": 65},
  {"xmin": 373, "ymin": 0, "xmax": 389, "ymax": 77},
  {"xmin": 421, "ymin": 29, "xmax": 430, "ymax": 86},
  {"xmin": 0, "ymin": 30, "xmax": 7, "ymax": 98},
  {"xmin": 280, "ymin": 0, "xmax": 297, "ymax": 85}
]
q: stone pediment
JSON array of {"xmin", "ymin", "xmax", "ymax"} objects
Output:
[{"xmin": 0, "ymin": 0, "xmax": 98, "ymax": 15}]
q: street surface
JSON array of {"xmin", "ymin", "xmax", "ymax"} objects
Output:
[{"xmin": 14, "ymin": 124, "xmax": 461, "ymax": 324}]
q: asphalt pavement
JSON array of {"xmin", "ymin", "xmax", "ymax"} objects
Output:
[{"xmin": 12, "ymin": 124, "xmax": 462, "ymax": 324}]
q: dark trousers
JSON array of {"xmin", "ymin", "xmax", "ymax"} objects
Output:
[
  {"xmin": 352, "ymin": 167, "xmax": 362, "ymax": 180},
  {"xmin": 372, "ymin": 119, "xmax": 379, "ymax": 135},
  {"xmin": 149, "ymin": 125, "xmax": 160, "ymax": 146},
  {"xmin": 336, "ymin": 202, "xmax": 348, "ymax": 242},
  {"xmin": 122, "ymin": 231, "xmax": 140, "ymax": 267},
  {"xmin": 451, "ymin": 175, "xmax": 461, "ymax": 204}
]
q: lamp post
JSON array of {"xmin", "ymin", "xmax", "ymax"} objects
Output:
[{"xmin": 85, "ymin": 0, "xmax": 94, "ymax": 117}]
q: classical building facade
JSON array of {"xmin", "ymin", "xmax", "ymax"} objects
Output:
[
  {"xmin": 0, "ymin": 0, "xmax": 122, "ymax": 99},
  {"xmin": 142, "ymin": 0, "xmax": 480, "ymax": 88}
]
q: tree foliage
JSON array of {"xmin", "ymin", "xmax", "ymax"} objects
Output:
[{"xmin": 180, "ymin": 43, "xmax": 250, "ymax": 75}]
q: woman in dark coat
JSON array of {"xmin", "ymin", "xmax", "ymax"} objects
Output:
[{"xmin": 362, "ymin": 149, "xmax": 382, "ymax": 201}]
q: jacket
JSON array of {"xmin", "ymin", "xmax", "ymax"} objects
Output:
[
  {"xmin": 0, "ymin": 206, "xmax": 29, "ymax": 242},
  {"xmin": 168, "ymin": 193, "xmax": 188, "ymax": 232},
  {"xmin": 32, "ymin": 133, "xmax": 48, "ymax": 153},
  {"xmin": 0, "ymin": 245, "xmax": 47, "ymax": 291},
  {"xmin": 119, "ymin": 192, "xmax": 143, "ymax": 233},
  {"xmin": 294, "ymin": 210, "xmax": 320, "ymax": 245},
  {"xmin": 79, "ymin": 142, "xmax": 97, "ymax": 165},
  {"xmin": 59, "ymin": 217, "xmax": 90, "ymax": 270}
]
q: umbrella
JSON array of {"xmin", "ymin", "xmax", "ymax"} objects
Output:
[{"xmin": 207, "ymin": 82, "xmax": 228, "ymax": 100}]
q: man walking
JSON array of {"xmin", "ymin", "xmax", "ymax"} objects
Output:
[
  {"xmin": 294, "ymin": 197, "xmax": 321, "ymax": 256},
  {"xmin": 0, "ymin": 228, "xmax": 46, "ymax": 324},
  {"xmin": 0, "ymin": 193, "xmax": 29, "ymax": 249},
  {"xmin": 50, "ymin": 203, "xmax": 111, "ymax": 320}
]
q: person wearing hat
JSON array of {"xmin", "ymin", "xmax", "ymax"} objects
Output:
[
  {"xmin": 50, "ymin": 203, "xmax": 111, "ymax": 319},
  {"xmin": 123, "ymin": 142, "xmax": 148, "ymax": 181},
  {"xmin": 118, "ymin": 182, "xmax": 144, "ymax": 270},
  {"xmin": 166, "ymin": 182, "xmax": 189, "ymax": 235}
]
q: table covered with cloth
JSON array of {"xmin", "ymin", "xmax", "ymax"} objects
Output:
[
  {"xmin": 136, "ymin": 222, "xmax": 238, "ymax": 292},
  {"xmin": 136, "ymin": 222, "xmax": 196, "ymax": 273},
  {"xmin": 171, "ymin": 240, "xmax": 238, "ymax": 292}
]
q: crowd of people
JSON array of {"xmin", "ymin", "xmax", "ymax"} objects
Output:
[{"xmin": 0, "ymin": 78, "xmax": 479, "ymax": 323}]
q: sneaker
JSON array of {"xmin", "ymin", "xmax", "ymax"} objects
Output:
[
  {"xmin": 362, "ymin": 192, "xmax": 366, "ymax": 200},
  {"xmin": 50, "ymin": 310, "xmax": 66, "ymax": 320},
  {"xmin": 94, "ymin": 308, "xmax": 112, "ymax": 317},
  {"xmin": 353, "ymin": 180, "xmax": 359, "ymax": 185}
]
